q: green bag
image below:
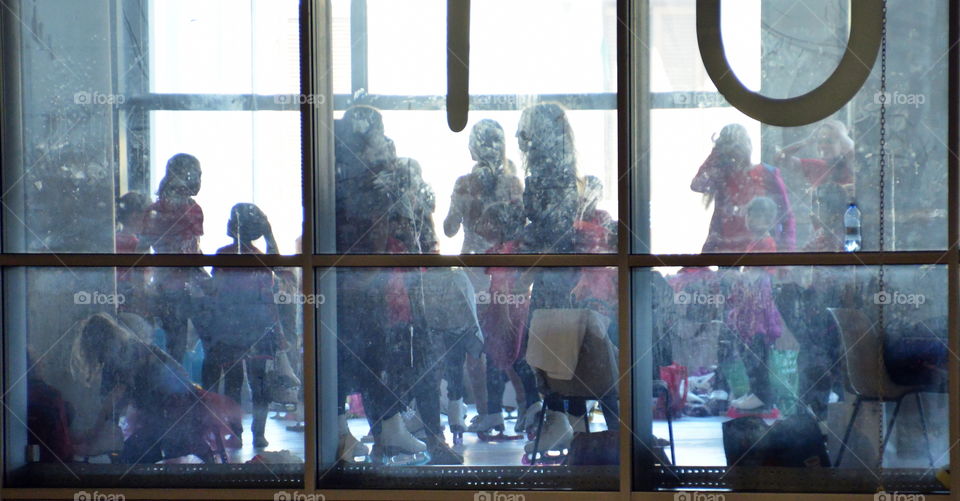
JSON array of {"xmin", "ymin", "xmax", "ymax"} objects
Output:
[
  {"xmin": 769, "ymin": 349, "xmax": 799, "ymax": 414},
  {"xmin": 720, "ymin": 349, "xmax": 798, "ymax": 414}
]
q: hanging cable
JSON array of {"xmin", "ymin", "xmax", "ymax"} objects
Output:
[{"xmin": 876, "ymin": 0, "xmax": 888, "ymax": 488}]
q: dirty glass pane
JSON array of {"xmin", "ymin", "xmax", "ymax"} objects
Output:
[
  {"xmin": 332, "ymin": 0, "xmax": 618, "ymax": 255},
  {"xmin": 2, "ymin": 0, "xmax": 303, "ymax": 254},
  {"xmin": 318, "ymin": 266, "xmax": 620, "ymax": 490},
  {"xmin": 643, "ymin": 0, "xmax": 948, "ymax": 254},
  {"xmin": 634, "ymin": 265, "xmax": 948, "ymax": 495},
  {"xmin": 3, "ymin": 267, "xmax": 305, "ymax": 488}
]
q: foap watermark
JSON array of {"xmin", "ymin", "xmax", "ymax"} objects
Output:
[
  {"xmin": 874, "ymin": 90, "xmax": 926, "ymax": 108},
  {"xmin": 74, "ymin": 290, "xmax": 125, "ymax": 305},
  {"xmin": 474, "ymin": 492, "xmax": 525, "ymax": 501},
  {"xmin": 471, "ymin": 94, "xmax": 538, "ymax": 109},
  {"xmin": 274, "ymin": 94, "xmax": 326, "ymax": 107},
  {"xmin": 74, "ymin": 90, "xmax": 125, "ymax": 105},
  {"xmin": 674, "ymin": 291, "xmax": 724, "ymax": 306},
  {"xmin": 273, "ymin": 492, "xmax": 325, "ymax": 501},
  {"xmin": 673, "ymin": 92, "xmax": 727, "ymax": 108},
  {"xmin": 674, "ymin": 492, "xmax": 725, "ymax": 501},
  {"xmin": 274, "ymin": 291, "xmax": 326, "ymax": 305},
  {"xmin": 74, "ymin": 491, "xmax": 125, "ymax": 501},
  {"xmin": 476, "ymin": 290, "xmax": 526, "ymax": 305},
  {"xmin": 874, "ymin": 290, "xmax": 926, "ymax": 308},
  {"xmin": 875, "ymin": 491, "xmax": 924, "ymax": 501}
]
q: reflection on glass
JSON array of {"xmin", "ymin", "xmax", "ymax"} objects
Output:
[
  {"xmin": 149, "ymin": 111, "xmax": 304, "ymax": 255},
  {"xmin": 637, "ymin": 265, "xmax": 948, "ymax": 493},
  {"xmin": 150, "ymin": 0, "xmax": 300, "ymax": 95},
  {"xmin": 691, "ymin": 124, "xmax": 796, "ymax": 252},
  {"xmin": 334, "ymin": 105, "xmax": 617, "ymax": 255},
  {"xmin": 4, "ymin": 267, "xmax": 304, "ymax": 488},
  {"xmin": 647, "ymin": 1, "xmax": 948, "ymax": 253},
  {"xmin": 366, "ymin": 0, "xmax": 616, "ymax": 96},
  {"xmin": 3, "ymin": 1, "xmax": 303, "ymax": 254},
  {"xmin": 334, "ymin": 0, "xmax": 618, "ymax": 256},
  {"xmin": 324, "ymin": 266, "xmax": 619, "ymax": 489}
]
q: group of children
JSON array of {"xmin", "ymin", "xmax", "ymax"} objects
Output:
[
  {"xmin": 32, "ymin": 102, "xmax": 620, "ymax": 466},
  {"xmin": 683, "ymin": 120, "xmax": 856, "ymax": 417},
  {"xmin": 333, "ymin": 103, "xmax": 619, "ymax": 465},
  {"xmin": 63, "ymin": 153, "xmax": 295, "ymax": 461}
]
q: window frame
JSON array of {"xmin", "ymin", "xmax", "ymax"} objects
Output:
[{"xmin": 0, "ymin": 0, "xmax": 957, "ymax": 500}]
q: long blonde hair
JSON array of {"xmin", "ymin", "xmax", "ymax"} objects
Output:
[
  {"xmin": 518, "ymin": 103, "xmax": 578, "ymax": 179},
  {"xmin": 70, "ymin": 313, "xmax": 136, "ymax": 385},
  {"xmin": 703, "ymin": 123, "xmax": 752, "ymax": 208}
]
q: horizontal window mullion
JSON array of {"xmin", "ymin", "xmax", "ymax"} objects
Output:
[
  {"xmin": 0, "ymin": 488, "xmax": 287, "ymax": 500},
  {"xmin": 1, "ymin": 252, "xmax": 949, "ymax": 268},
  {"xmin": 629, "ymin": 250, "xmax": 953, "ymax": 268},
  {"xmin": 312, "ymin": 253, "xmax": 623, "ymax": 268},
  {"xmin": 333, "ymin": 93, "xmax": 618, "ymax": 111},
  {"xmin": 0, "ymin": 254, "xmax": 306, "ymax": 268},
  {"xmin": 117, "ymin": 92, "xmax": 619, "ymax": 113},
  {"xmin": 0, "ymin": 489, "xmax": 630, "ymax": 500}
]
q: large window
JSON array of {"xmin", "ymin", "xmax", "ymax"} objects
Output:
[
  {"xmin": 2, "ymin": 0, "xmax": 307, "ymax": 490},
  {"xmin": 1, "ymin": 0, "xmax": 957, "ymax": 500},
  {"xmin": 634, "ymin": 0, "xmax": 952, "ymax": 496}
]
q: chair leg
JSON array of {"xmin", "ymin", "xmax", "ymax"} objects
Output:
[
  {"xmin": 915, "ymin": 393, "xmax": 935, "ymax": 468},
  {"xmin": 529, "ymin": 402, "xmax": 547, "ymax": 463},
  {"xmin": 880, "ymin": 399, "xmax": 903, "ymax": 455},
  {"xmin": 666, "ymin": 400, "xmax": 676, "ymax": 466},
  {"xmin": 835, "ymin": 398, "xmax": 862, "ymax": 467},
  {"xmin": 663, "ymin": 384, "xmax": 677, "ymax": 465},
  {"xmin": 583, "ymin": 399, "xmax": 590, "ymax": 434}
]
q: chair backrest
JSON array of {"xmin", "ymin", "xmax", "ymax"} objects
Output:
[
  {"xmin": 536, "ymin": 310, "xmax": 618, "ymax": 399},
  {"xmin": 672, "ymin": 320, "xmax": 721, "ymax": 371},
  {"xmin": 827, "ymin": 308, "xmax": 907, "ymax": 399}
]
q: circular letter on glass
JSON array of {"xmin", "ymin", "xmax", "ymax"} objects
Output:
[
  {"xmin": 447, "ymin": 0, "xmax": 471, "ymax": 132},
  {"xmin": 696, "ymin": 0, "xmax": 883, "ymax": 127}
]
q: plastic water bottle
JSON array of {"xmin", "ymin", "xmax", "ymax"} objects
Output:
[{"xmin": 844, "ymin": 203, "xmax": 862, "ymax": 252}]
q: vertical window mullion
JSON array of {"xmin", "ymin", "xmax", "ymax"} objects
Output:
[{"xmin": 947, "ymin": 0, "xmax": 960, "ymax": 494}]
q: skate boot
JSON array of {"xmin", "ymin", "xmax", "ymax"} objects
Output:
[
  {"xmin": 426, "ymin": 435, "xmax": 464, "ymax": 465},
  {"xmin": 469, "ymin": 413, "xmax": 522, "ymax": 441},
  {"xmin": 515, "ymin": 401, "xmax": 543, "ymax": 438},
  {"xmin": 403, "ymin": 407, "xmax": 427, "ymax": 441},
  {"xmin": 337, "ymin": 414, "xmax": 369, "ymax": 463},
  {"xmin": 567, "ymin": 412, "xmax": 588, "ymax": 434},
  {"xmin": 376, "ymin": 413, "xmax": 430, "ymax": 466},
  {"xmin": 447, "ymin": 398, "xmax": 466, "ymax": 445},
  {"xmin": 523, "ymin": 409, "xmax": 573, "ymax": 465}
]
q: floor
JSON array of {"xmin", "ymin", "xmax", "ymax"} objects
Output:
[
  {"xmin": 653, "ymin": 416, "xmax": 728, "ymax": 466},
  {"xmin": 227, "ymin": 405, "xmax": 948, "ymax": 469},
  {"xmin": 225, "ymin": 411, "xmax": 307, "ymax": 463},
  {"xmin": 234, "ymin": 405, "xmax": 725, "ymax": 466}
]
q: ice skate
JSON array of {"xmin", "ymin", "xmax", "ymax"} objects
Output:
[
  {"xmin": 380, "ymin": 412, "xmax": 428, "ymax": 453},
  {"xmin": 374, "ymin": 413, "xmax": 430, "ymax": 466},
  {"xmin": 426, "ymin": 436, "xmax": 464, "ymax": 465},
  {"xmin": 403, "ymin": 407, "xmax": 427, "ymax": 441},
  {"xmin": 514, "ymin": 401, "xmax": 542, "ymax": 437},
  {"xmin": 567, "ymin": 412, "xmax": 588, "ymax": 434},
  {"xmin": 337, "ymin": 414, "xmax": 369, "ymax": 463},
  {"xmin": 522, "ymin": 409, "xmax": 573, "ymax": 465},
  {"xmin": 469, "ymin": 413, "xmax": 522, "ymax": 442}
]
